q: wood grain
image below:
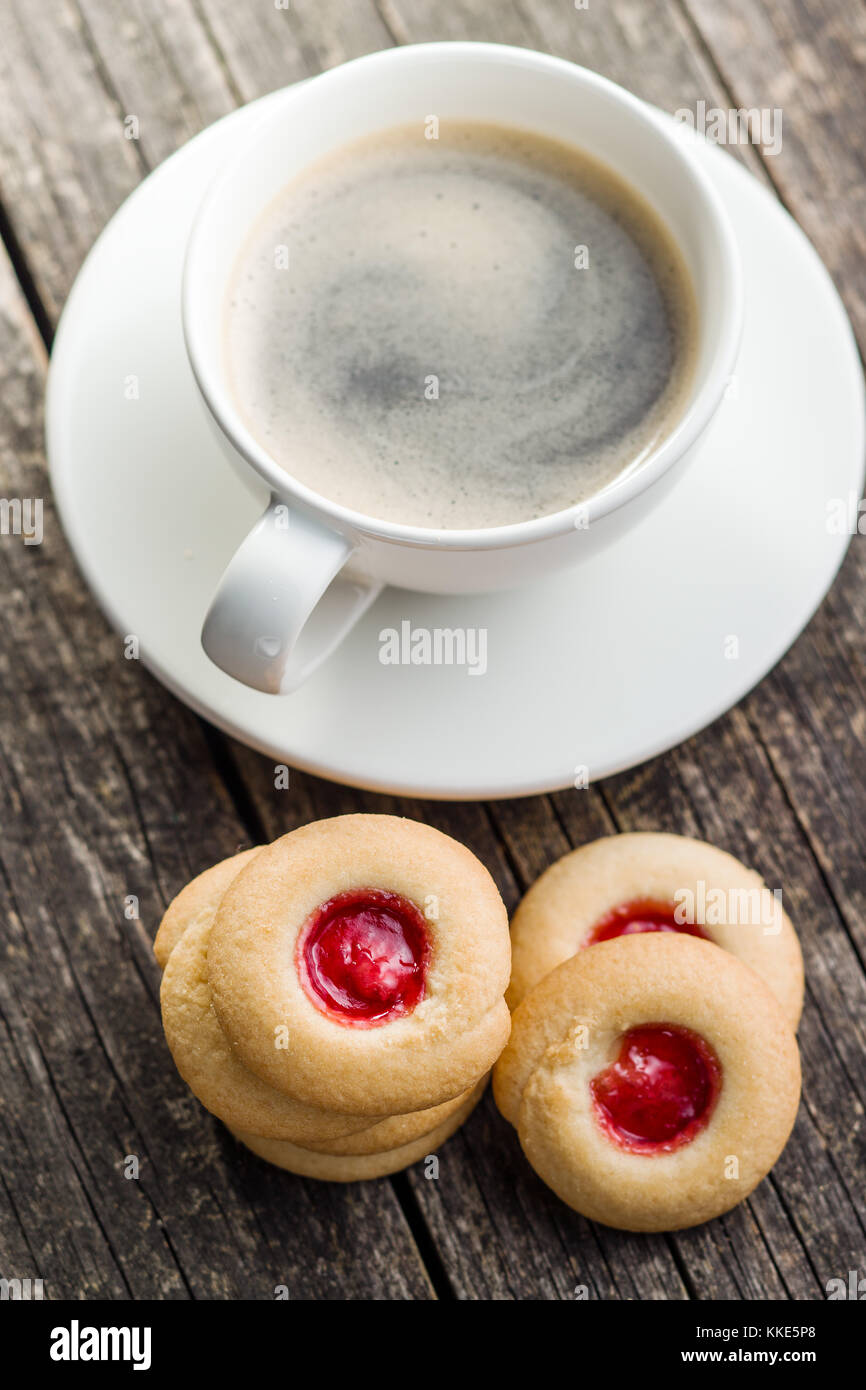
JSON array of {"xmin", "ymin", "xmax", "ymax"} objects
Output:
[
  {"xmin": 0, "ymin": 0, "xmax": 862, "ymax": 1299},
  {"xmin": 686, "ymin": 0, "xmax": 866, "ymax": 335}
]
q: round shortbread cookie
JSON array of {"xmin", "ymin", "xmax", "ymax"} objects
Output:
[
  {"xmin": 232, "ymin": 1080, "xmax": 485, "ymax": 1181},
  {"xmin": 300, "ymin": 1078, "xmax": 487, "ymax": 1155},
  {"xmin": 160, "ymin": 915, "xmax": 374, "ymax": 1144},
  {"xmin": 494, "ymin": 935, "xmax": 801, "ymax": 1231},
  {"xmin": 208, "ymin": 815, "xmax": 511, "ymax": 1115},
  {"xmin": 153, "ymin": 847, "xmax": 263, "ymax": 969},
  {"xmin": 507, "ymin": 833, "xmax": 804, "ymax": 1025}
]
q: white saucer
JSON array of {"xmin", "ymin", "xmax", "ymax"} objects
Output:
[{"xmin": 47, "ymin": 89, "xmax": 864, "ymax": 800}]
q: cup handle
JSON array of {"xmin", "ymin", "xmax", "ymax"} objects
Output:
[{"xmin": 201, "ymin": 496, "xmax": 382, "ymax": 694}]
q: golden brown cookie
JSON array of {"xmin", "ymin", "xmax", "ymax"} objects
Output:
[
  {"xmin": 507, "ymin": 833, "xmax": 803, "ymax": 1025},
  {"xmin": 208, "ymin": 815, "xmax": 511, "ymax": 1115},
  {"xmin": 153, "ymin": 847, "xmax": 262, "ymax": 968},
  {"xmin": 160, "ymin": 914, "xmax": 373, "ymax": 1143},
  {"xmin": 233, "ymin": 1079, "xmax": 485, "ymax": 1181},
  {"xmin": 300, "ymin": 1078, "xmax": 486, "ymax": 1156},
  {"xmin": 494, "ymin": 934, "xmax": 801, "ymax": 1232}
]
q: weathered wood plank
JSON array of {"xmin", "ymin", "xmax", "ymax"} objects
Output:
[
  {"xmin": 685, "ymin": 0, "xmax": 866, "ymax": 334},
  {"xmin": 0, "ymin": 0, "xmax": 145, "ymax": 323},
  {"xmin": 75, "ymin": 0, "xmax": 237, "ymax": 166},
  {"xmin": 191, "ymin": 0, "xmax": 393, "ymax": 101},
  {"xmin": 0, "ymin": 241, "xmax": 432, "ymax": 1299}
]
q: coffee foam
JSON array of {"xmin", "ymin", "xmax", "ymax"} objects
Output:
[{"xmin": 225, "ymin": 121, "xmax": 697, "ymax": 529}]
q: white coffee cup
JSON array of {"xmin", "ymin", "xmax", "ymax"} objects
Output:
[{"xmin": 183, "ymin": 42, "xmax": 742, "ymax": 694}]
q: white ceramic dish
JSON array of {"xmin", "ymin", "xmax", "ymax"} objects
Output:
[
  {"xmin": 46, "ymin": 87, "xmax": 865, "ymax": 799},
  {"xmin": 182, "ymin": 46, "xmax": 742, "ymax": 694}
]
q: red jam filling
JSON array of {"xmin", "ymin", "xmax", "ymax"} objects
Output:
[
  {"xmin": 586, "ymin": 898, "xmax": 709, "ymax": 945},
  {"xmin": 298, "ymin": 888, "xmax": 430, "ymax": 1027},
  {"xmin": 591, "ymin": 1024, "xmax": 721, "ymax": 1153}
]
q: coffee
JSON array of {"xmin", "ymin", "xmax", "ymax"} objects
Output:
[{"xmin": 225, "ymin": 121, "xmax": 697, "ymax": 529}]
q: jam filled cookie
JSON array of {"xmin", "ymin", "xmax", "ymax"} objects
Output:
[
  {"xmin": 494, "ymin": 934, "xmax": 801, "ymax": 1231},
  {"xmin": 153, "ymin": 847, "xmax": 262, "ymax": 969},
  {"xmin": 507, "ymin": 833, "xmax": 803, "ymax": 1025},
  {"xmin": 208, "ymin": 815, "xmax": 511, "ymax": 1115},
  {"xmin": 160, "ymin": 914, "xmax": 374, "ymax": 1144},
  {"xmin": 232, "ymin": 1079, "xmax": 486, "ymax": 1182}
]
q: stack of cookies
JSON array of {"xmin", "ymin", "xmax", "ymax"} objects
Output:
[
  {"xmin": 493, "ymin": 833, "xmax": 804, "ymax": 1231},
  {"xmin": 156, "ymin": 818, "xmax": 805, "ymax": 1231},
  {"xmin": 155, "ymin": 814, "xmax": 511, "ymax": 1181}
]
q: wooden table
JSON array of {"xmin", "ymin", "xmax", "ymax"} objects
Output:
[{"xmin": 0, "ymin": 0, "xmax": 863, "ymax": 1301}]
